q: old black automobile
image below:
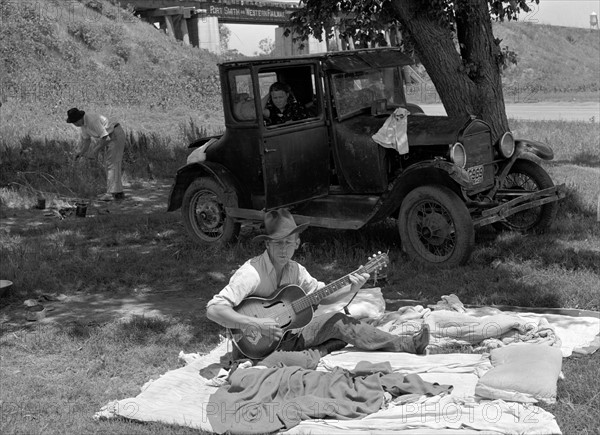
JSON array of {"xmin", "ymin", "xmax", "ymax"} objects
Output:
[{"xmin": 167, "ymin": 48, "xmax": 565, "ymax": 266}]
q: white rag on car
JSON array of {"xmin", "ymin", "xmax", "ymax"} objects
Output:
[
  {"xmin": 372, "ymin": 107, "xmax": 410, "ymax": 155},
  {"xmin": 186, "ymin": 138, "xmax": 217, "ymax": 164}
]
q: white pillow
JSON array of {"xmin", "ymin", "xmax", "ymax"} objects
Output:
[{"xmin": 475, "ymin": 343, "xmax": 563, "ymax": 404}]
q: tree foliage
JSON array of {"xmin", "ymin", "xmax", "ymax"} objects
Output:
[
  {"xmin": 289, "ymin": 0, "xmax": 541, "ymax": 140},
  {"xmin": 219, "ymin": 24, "xmax": 231, "ymax": 51},
  {"xmin": 255, "ymin": 37, "xmax": 275, "ymax": 56}
]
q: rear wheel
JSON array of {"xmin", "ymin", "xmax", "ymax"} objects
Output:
[
  {"xmin": 493, "ymin": 159, "xmax": 557, "ymax": 233},
  {"xmin": 399, "ymin": 185, "xmax": 474, "ymax": 267},
  {"xmin": 181, "ymin": 178, "xmax": 240, "ymax": 244}
]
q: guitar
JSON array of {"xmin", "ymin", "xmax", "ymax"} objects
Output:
[{"xmin": 228, "ymin": 252, "xmax": 389, "ymax": 359}]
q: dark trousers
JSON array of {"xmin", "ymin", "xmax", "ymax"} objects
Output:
[
  {"xmin": 254, "ymin": 312, "xmax": 419, "ymax": 369},
  {"xmin": 285, "ymin": 312, "xmax": 418, "ymax": 353}
]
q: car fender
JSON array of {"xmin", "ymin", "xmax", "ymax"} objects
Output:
[
  {"xmin": 515, "ymin": 138, "xmax": 554, "ymax": 160},
  {"xmin": 370, "ymin": 160, "xmax": 472, "ymax": 221},
  {"xmin": 167, "ymin": 161, "xmax": 246, "ymax": 212}
]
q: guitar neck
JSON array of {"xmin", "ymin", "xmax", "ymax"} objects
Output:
[{"xmin": 292, "ymin": 267, "xmax": 363, "ymax": 313}]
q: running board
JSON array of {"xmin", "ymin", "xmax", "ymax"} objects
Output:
[
  {"xmin": 226, "ymin": 207, "xmax": 364, "ymax": 229},
  {"xmin": 226, "ymin": 195, "xmax": 378, "ymax": 230}
]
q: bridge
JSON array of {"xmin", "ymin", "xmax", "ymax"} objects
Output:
[
  {"xmin": 122, "ymin": 0, "xmax": 326, "ymax": 54},
  {"xmin": 126, "ymin": 0, "xmax": 297, "ymax": 25}
]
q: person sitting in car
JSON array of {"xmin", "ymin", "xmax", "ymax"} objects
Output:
[{"xmin": 262, "ymin": 82, "xmax": 310, "ymax": 126}]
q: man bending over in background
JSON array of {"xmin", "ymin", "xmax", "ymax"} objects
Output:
[{"xmin": 67, "ymin": 107, "xmax": 125, "ymax": 201}]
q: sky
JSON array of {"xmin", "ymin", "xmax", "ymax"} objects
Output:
[{"xmin": 225, "ymin": 0, "xmax": 600, "ymax": 55}]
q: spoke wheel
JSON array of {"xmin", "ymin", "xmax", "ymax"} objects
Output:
[
  {"xmin": 493, "ymin": 159, "xmax": 557, "ymax": 233},
  {"xmin": 182, "ymin": 178, "xmax": 240, "ymax": 244},
  {"xmin": 399, "ymin": 185, "xmax": 474, "ymax": 266}
]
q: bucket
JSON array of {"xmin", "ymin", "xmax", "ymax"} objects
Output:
[
  {"xmin": 0, "ymin": 280, "xmax": 12, "ymax": 298},
  {"xmin": 36, "ymin": 197, "xmax": 46, "ymax": 209},
  {"xmin": 75, "ymin": 202, "xmax": 88, "ymax": 217}
]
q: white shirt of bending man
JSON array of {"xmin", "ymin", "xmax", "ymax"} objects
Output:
[{"xmin": 74, "ymin": 113, "xmax": 117, "ymax": 159}]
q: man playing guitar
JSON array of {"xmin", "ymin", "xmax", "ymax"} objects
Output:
[{"xmin": 206, "ymin": 209, "xmax": 429, "ymax": 367}]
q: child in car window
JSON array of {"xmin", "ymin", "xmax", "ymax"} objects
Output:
[{"xmin": 263, "ymin": 82, "xmax": 310, "ymax": 126}]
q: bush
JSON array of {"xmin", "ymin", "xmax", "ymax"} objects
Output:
[
  {"xmin": 67, "ymin": 22, "xmax": 106, "ymax": 50},
  {"xmin": 104, "ymin": 22, "xmax": 125, "ymax": 45},
  {"xmin": 107, "ymin": 55, "xmax": 124, "ymax": 70},
  {"xmin": 114, "ymin": 43, "xmax": 131, "ymax": 62},
  {"xmin": 60, "ymin": 39, "xmax": 84, "ymax": 67}
]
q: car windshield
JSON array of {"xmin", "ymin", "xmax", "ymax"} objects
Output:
[{"xmin": 331, "ymin": 67, "xmax": 405, "ymax": 120}]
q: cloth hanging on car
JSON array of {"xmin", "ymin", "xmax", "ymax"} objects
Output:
[
  {"xmin": 371, "ymin": 107, "xmax": 409, "ymax": 155},
  {"xmin": 186, "ymin": 138, "xmax": 217, "ymax": 164}
]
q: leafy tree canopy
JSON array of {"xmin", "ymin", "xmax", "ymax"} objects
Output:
[
  {"xmin": 289, "ymin": 0, "xmax": 541, "ymax": 139},
  {"xmin": 291, "ymin": 0, "xmax": 537, "ymax": 69}
]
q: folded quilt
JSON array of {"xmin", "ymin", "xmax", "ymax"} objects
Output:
[
  {"xmin": 373, "ymin": 307, "xmax": 564, "ymax": 352},
  {"xmin": 424, "ymin": 311, "xmax": 562, "ymax": 350}
]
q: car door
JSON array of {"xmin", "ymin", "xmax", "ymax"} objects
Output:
[{"xmin": 259, "ymin": 64, "xmax": 329, "ymax": 209}]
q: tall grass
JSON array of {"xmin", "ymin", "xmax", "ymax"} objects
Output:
[
  {"xmin": 0, "ymin": 119, "xmax": 217, "ymax": 202},
  {"xmin": 509, "ymin": 119, "xmax": 600, "ymax": 167}
]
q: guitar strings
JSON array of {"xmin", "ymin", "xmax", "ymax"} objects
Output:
[
  {"xmin": 266, "ymin": 263, "xmax": 380, "ymax": 323},
  {"xmin": 256, "ymin": 256, "xmax": 386, "ymax": 326}
]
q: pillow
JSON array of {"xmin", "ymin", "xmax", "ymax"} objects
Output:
[{"xmin": 475, "ymin": 344, "xmax": 562, "ymax": 404}]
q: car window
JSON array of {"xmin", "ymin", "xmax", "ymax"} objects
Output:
[
  {"xmin": 229, "ymin": 69, "xmax": 257, "ymax": 122},
  {"xmin": 331, "ymin": 66, "xmax": 405, "ymax": 120},
  {"xmin": 257, "ymin": 65, "xmax": 321, "ymax": 128}
]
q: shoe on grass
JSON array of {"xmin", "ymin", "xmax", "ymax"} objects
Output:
[
  {"xmin": 98, "ymin": 193, "xmax": 113, "ymax": 201},
  {"xmin": 316, "ymin": 339, "xmax": 348, "ymax": 357},
  {"xmin": 412, "ymin": 323, "xmax": 430, "ymax": 355}
]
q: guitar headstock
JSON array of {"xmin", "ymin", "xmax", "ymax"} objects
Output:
[{"xmin": 364, "ymin": 251, "xmax": 389, "ymax": 274}]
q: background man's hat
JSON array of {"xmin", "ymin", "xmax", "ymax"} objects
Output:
[
  {"xmin": 253, "ymin": 209, "xmax": 309, "ymax": 242},
  {"xmin": 66, "ymin": 107, "xmax": 85, "ymax": 123}
]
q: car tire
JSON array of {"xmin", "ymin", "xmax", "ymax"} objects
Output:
[
  {"xmin": 399, "ymin": 185, "xmax": 474, "ymax": 267},
  {"xmin": 181, "ymin": 177, "xmax": 240, "ymax": 244},
  {"xmin": 492, "ymin": 159, "xmax": 557, "ymax": 233}
]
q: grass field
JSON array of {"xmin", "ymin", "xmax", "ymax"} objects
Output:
[
  {"xmin": 0, "ymin": 116, "xmax": 599, "ymax": 433},
  {"xmin": 1, "ymin": 1, "xmax": 598, "ymax": 431}
]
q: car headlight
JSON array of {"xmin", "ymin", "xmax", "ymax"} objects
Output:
[
  {"xmin": 498, "ymin": 131, "xmax": 515, "ymax": 158},
  {"xmin": 450, "ymin": 142, "xmax": 467, "ymax": 168}
]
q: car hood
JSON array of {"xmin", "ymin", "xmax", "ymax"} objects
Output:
[
  {"xmin": 335, "ymin": 114, "xmax": 473, "ymax": 147},
  {"xmin": 407, "ymin": 115, "xmax": 472, "ymax": 145}
]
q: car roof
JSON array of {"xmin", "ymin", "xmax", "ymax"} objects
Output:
[{"xmin": 219, "ymin": 47, "xmax": 415, "ymax": 72}]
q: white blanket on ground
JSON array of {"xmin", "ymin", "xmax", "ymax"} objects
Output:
[
  {"xmin": 95, "ymin": 338, "xmax": 561, "ymax": 434},
  {"xmin": 94, "ymin": 306, "xmax": 600, "ymax": 434},
  {"xmin": 288, "ymin": 395, "xmax": 560, "ymax": 435},
  {"xmin": 320, "ymin": 350, "xmax": 491, "ymax": 375}
]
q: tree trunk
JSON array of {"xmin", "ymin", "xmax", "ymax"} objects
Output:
[{"xmin": 392, "ymin": 0, "xmax": 509, "ymax": 142}]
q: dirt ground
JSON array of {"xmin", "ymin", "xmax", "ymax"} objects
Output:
[
  {"xmin": 0, "ymin": 180, "xmax": 222, "ymax": 328},
  {"xmin": 0, "ymin": 179, "xmax": 173, "ymax": 233}
]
